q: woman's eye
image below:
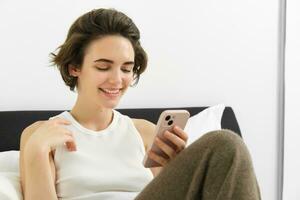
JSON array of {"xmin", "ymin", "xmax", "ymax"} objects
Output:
[
  {"xmin": 96, "ymin": 67, "xmax": 108, "ymax": 71},
  {"xmin": 122, "ymin": 68, "xmax": 132, "ymax": 73}
]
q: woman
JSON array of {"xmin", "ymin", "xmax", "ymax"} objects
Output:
[{"xmin": 20, "ymin": 8, "xmax": 261, "ymax": 200}]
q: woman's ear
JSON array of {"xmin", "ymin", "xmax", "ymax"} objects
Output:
[{"xmin": 68, "ymin": 64, "xmax": 80, "ymax": 77}]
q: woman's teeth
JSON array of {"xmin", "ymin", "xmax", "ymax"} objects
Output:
[{"xmin": 100, "ymin": 88, "xmax": 120, "ymax": 94}]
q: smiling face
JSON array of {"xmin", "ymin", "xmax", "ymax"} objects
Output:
[{"xmin": 69, "ymin": 35, "xmax": 135, "ymax": 109}]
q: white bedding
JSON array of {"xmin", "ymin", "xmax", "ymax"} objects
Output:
[{"xmin": 0, "ymin": 151, "xmax": 23, "ymax": 200}]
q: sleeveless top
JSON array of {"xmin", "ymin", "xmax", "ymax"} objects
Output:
[{"xmin": 51, "ymin": 110, "xmax": 154, "ymax": 200}]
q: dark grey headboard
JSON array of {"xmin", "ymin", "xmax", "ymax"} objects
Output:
[{"xmin": 0, "ymin": 107, "xmax": 241, "ymax": 152}]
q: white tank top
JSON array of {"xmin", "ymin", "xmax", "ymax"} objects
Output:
[{"xmin": 52, "ymin": 110, "xmax": 154, "ymax": 200}]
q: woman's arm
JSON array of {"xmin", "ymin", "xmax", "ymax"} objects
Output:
[
  {"xmin": 20, "ymin": 121, "xmax": 57, "ymax": 200},
  {"xmin": 22, "ymin": 145, "xmax": 57, "ymax": 200},
  {"xmin": 20, "ymin": 118, "xmax": 76, "ymax": 200},
  {"xmin": 132, "ymin": 119, "xmax": 163, "ymax": 177}
]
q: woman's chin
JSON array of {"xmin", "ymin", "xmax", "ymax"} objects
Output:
[
  {"xmin": 106, "ymin": 102, "xmax": 119, "ymax": 109},
  {"xmin": 98, "ymin": 99, "xmax": 121, "ymax": 109}
]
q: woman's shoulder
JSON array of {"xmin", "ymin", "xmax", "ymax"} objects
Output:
[
  {"xmin": 131, "ymin": 118, "xmax": 156, "ymax": 151},
  {"xmin": 131, "ymin": 118, "xmax": 156, "ymax": 134},
  {"xmin": 131, "ymin": 118, "xmax": 155, "ymax": 127}
]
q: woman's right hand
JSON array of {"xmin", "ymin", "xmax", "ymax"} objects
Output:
[{"xmin": 24, "ymin": 117, "xmax": 77, "ymax": 155}]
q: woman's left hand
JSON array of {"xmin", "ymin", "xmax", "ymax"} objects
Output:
[{"xmin": 148, "ymin": 125, "xmax": 188, "ymax": 167}]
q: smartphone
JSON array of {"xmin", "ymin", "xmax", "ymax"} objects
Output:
[{"xmin": 143, "ymin": 110, "xmax": 190, "ymax": 168}]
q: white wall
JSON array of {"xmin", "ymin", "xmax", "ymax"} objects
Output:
[
  {"xmin": 283, "ymin": 0, "xmax": 300, "ymax": 199},
  {"xmin": 0, "ymin": 0, "xmax": 280, "ymax": 199}
]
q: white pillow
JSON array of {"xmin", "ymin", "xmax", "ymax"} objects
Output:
[
  {"xmin": 184, "ymin": 104, "xmax": 225, "ymax": 146},
  {"xmin": 0, "ymin": 150, "xmax": 20, "ymax": 172},
  {"xmin": 0, "ymin": 151, "xmax": 23, "ymax": 200},
  {"xmin": 0, "ymin": 172, "xmax": 23, "ymax": 200}
]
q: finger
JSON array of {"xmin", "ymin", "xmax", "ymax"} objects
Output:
[
  {"xmin": 52, "ymin": 126, "xmax": 73, "ymax": 138},
  {"xmin": 148, "ymin": 150, "xmax": 168, "ymax": 166},
  {"xmin": 164, "ymin": 130, "xmax": 186, "ymax": 153},
  {"xmin": 64, "ymin": 135, "xmax": 77, "ymax": 151},
  {"xmin": 173, "ymin": 126, "xmax": 189, "ymax": 142},
  {"xmin": 51, "ymin": 117, "xmax": 71, "ymax": 125},
  {"xmin": 61, "ymin": 129, "xmax": 73, "ymax": 136},
  {"xmin": 154, "ymin": 137, "xmax": 177, "ymax": 159},
  {"xmin": 66, "ymin": 142, "xmax": 77, "ymax": 151}
]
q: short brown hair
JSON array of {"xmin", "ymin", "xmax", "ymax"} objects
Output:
[{"xmin": 50, "ymin": 8, "xmax": 147, "ymax": 91}]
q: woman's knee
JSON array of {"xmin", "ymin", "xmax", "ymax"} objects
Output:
[
  {"xmin": 193, "ymin": 129, "xmax": 240, "ymax": 145},
  {"xmin": 190, "ymin": 129, "xmax": 251, "ymax": 160}
]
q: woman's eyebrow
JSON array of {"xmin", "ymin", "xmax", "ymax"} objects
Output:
[{"xmin": 94, "ymin": 58, "xmax": 134, "ymax": 65}]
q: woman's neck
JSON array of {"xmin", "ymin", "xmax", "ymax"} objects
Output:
[{"xmin": 70, "ymin": 98, "xmax": 114, "ymax": 132}]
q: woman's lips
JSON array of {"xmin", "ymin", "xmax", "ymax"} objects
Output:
[{"xmin": 99, "ymin": 88, "xmax": 121, "ymax": 98}]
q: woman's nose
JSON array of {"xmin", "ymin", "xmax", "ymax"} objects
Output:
[{"xmin": 108, "ymin": 70, "xmax": 122, "ymax": 84}]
